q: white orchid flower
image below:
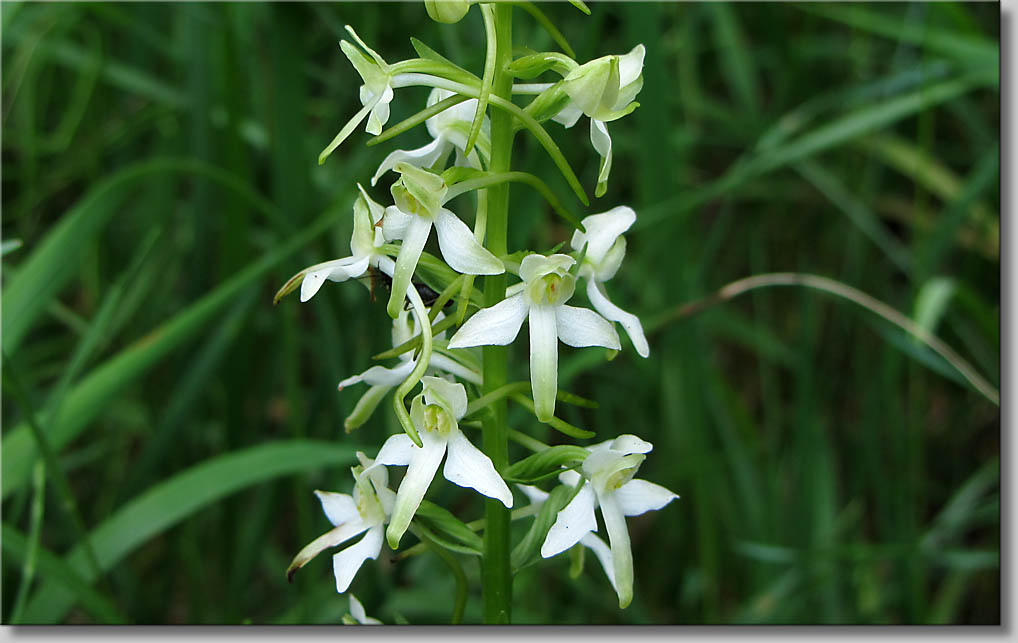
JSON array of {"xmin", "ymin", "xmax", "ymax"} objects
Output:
[
  {"xmin": 448, "ymin": 253, "xmax": 620, "ymax": 422},
  {"xmin": 345, "ymin": 594, "xmax": 382, "ymax": 625},
  {"xmin": 540, "ymin": 435, "xmax": 678, "ymax": 608},
  {"xmin": 373, "ymin": 376, "xmax": 513, "ymax": 548},
  {"xmin": 319, "ymin": 26, "xmax": 409, "ymax": 163},
  {"xmin": 371, "ymin": 88, "xmax": 490, "ymax": 187},
  {"xmin": 380, "ymin": 163, "xmax": 504, "ymax": 318},
  {"xmin": 274, "ymin": 184, "xmax": 388, "ymax": 305},
  {"xmin": 341, "ymin": 308, "xmax": 481, "ymax": 432},
  {"xmin": 570, "ymin": 206, "xmax": 649, "ymax": 358},
  {"xmin": 553, "ymin": 45, "xmax": 645, "ymax": 197},
  {"xmin": 286, "ymin": 452, "xmax": 395, "ymax": 594},
  {"xmin": 517, "ymin": 484, "xmax": 619, "ymax": 594}
]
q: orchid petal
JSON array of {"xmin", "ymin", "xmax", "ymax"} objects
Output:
[
  {"xmin": 382, "ymin": 205, "xmax": 413, "ymax": 242},
  {"xmin": 371, "ymin": 138, "xmax": 449, "ymax": 187},
  {"xmin": 529, "ymin": 304, "xmax": 560, "ymax": 422},
  {"xmin": 386, "ymin": 431, "xmax": 448, "ymax": 548},
  {"xmin": 422, "ymin": 376, "xmax": 468, "ymax": 419},
  {"xmin": 443, "ymin": 430, "xmax": 513, "ymax": 507},
  {"xmin": 299, "ymin": 256, "xmax": 371, "ymax": 302},
  {"xmin": 314, "ymin": 490, "xmax": 360, "ymax": 526},
  {"xmin": 518, "ymin": 484, "xmax": 550, "ymax": 506},
  {"xmin": 541, "ymin": 483, "xmax": 597, "ymax": 558},
  {"xmin": 590, "ymin": 119, "xmax": 613, "ymax": 198},
  {"xmin": 319, "ymin": 98, "xmax": 380, "ymax": 164},
  {"xmin": 570, "ymin": 206, "xmax": 636, "ymax": 264},
  {"xmin": 558, "ymin": 469, "xmax": 582, "ymax": 487},
  {"xmin": 344, "ymin": 384, "xmax": 391, "ymax": 433},
  {"xmin": 366, "ymin": 86, "xmax": 394, "ymax": 135},
  {"xmin": 596, "ymin": 488, "xmax": 634, "ymax": 608},
  {"xmin": 447, "ymin": 294, "xmax": 528, "ymax": 348},
  {"xmin": 433, "ymin": 208, "xmax": 504, "ymax": 275},
  {"xmin": 374, "ymin": 433, "xmax": 417, "ymax": 467},
  {"xmin": 520, "ymin": 253, "xmax": 575, "ymax": 283},
  {"xmin": 387, "ymin": 215, "xmax": 433, "ymax": 318},
  {"xmin": 615, "ymin": 479, "xmax": 679, "ymax": 517},
  {"xmin": 429, "ymin": 351, "xmax": 482, "ymax": 385},
  {"xmin": 333, "ymin": 525, "xmax": 384, "ymax": 593},
  {"xmin": 286, "ymin": 519, "xmax": 369, "ymax": 582},
  {"xmin": 580, "ymin": 532, "xmax": 618, "ymax": 592},
  {"xmin": 339, "ymin": 359, "xmax": 417, "ymax": 390},
  {"xmin": 349, "ymin": 594, "xmax": 382, "ymax": 625},
  {"xmin": 555, "ymin": 305, "xmax": 621, "ymax": 350},
  {"xmin": 586, "ymin": 280, "xmax": 648, "ymax": 357},
  {"xmin": 610, "ymin": 434, "xmax": 654, "ymax": 455},
  {"xmin": 552, "ymin": 102, "xmax": 584, "ymax": 129}
]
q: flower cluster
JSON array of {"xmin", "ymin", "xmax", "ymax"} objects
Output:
[{"xmin": 279, "ymin": 4, "xmax": 677, "ymax": 622}]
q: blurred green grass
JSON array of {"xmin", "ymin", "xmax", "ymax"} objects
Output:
[{"xmin": 1, "ymin": 1, "xmax": 999, "ymax": 624}]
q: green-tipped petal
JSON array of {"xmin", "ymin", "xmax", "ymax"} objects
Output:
[
  {"xmin": 596, "ymin": 489, "xmax": 634, "ymax": 609},
  {"xmin": 386, "ymin": 431, "xmax": 447, "ymax": 549},
  {"xmin": 528, "ymin": 305, "xmax": 560, "ymax": 422},
  {"xmin": 387, "ymin": 216, "xmax": 432, "ymax": 318},
  {"xmin": 344, "ymin": 384, "xmax": 392, "ymax": 433}
]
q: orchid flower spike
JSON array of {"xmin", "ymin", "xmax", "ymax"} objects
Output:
[
  {"xmin": 371, "ymin": 88, "xmax": 490, "ymax": 186},
  {"xmin": 373, "ymin": 376, "xmax": 513, "ymax": 548},
  {"xmin": 274, "ymin": 184, "xmax": 388, "ymax": 305},
  {"xmin": 571, "ymin": 206, "xmax": 649, "ymax": 357},
  {"xmin": 344, "ymin": 594, "xmax": 383, "ymax": 625},
  {"xmin": 448, "ymin": 253, "xmax": 620, "ymax": 422},
  {"xmin": 540, "ymin": 435, "xmax": 678, "ymax": 609},
  {"xmin": 319, "ymin": 26, "xmax": 405, "ymax": 164},
  {"xmin": 340, "ymin": 308, "xmax": 481, "ymax": 432},
  {"xmin": 286, "ymin": 452, "xmax": 395, "ymax": 594},
  {"xmin": 554, "ymin": 45, "xmax": 645, "ymax": 197},
  {"xmin": 381, "ymin": 163, "xmax": 504, "ymax": 318}
]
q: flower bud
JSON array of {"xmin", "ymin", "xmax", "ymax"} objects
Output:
[{"xmin": 425, "ymin": 0, "xmax": 470, "ymax": 24}]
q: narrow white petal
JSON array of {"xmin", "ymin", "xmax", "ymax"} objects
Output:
[
  {"xmin": 596, "ymin": 489, "xmax": 634, "ymax": 608},
  {"xmin": 428, "ymin": 352, "xmax": 482, "ymax": 385},
  {"xmin": 382, "ymin": 205, "xmax": 412, "ymax": 242},
  {"xmin": 517, "ymin": 484, "xmax": 549, "ymax": 507},
  {"xmin": 586, "ymin": 280, "xmax": 648, "ymax": 357},
  {"xmin": 349, "ymin": 594, "xmax": 381, "ymax": 624},
  {"xmin": 386, "ymin": 432, "xmax": 447, "ymax": 548},
  {"xmin": 590, "ymin": 119, "xmax": 613, "ymax": 197},
  {"xmin": 374, "ymin": 433, "xmax": 417, "ymax": 467},
  {"xmin": 555, "ymin": 305, "xmax": 621, "ymax": 350},
  {"xmin": 387, "ymin": 215, "xmax": 433, "ymax": 318},
  {"xmin": 541, "ymin": 483, "xmax": 597, "ymax": 558},
  {"xmin": 443, "ymin": 430, "xmax": 513, "ymax": 507},
  {"xmin": 447, "ymin": 294, "xmax": 528, "ymax": 348},
  {"xmin": 552, "ymin": 102, "xmax": 583, "ymax": 128},
  {"xmin": 558, "ymin": 469, "xmax": 582, "ymax": 487},
  {"xmin": 422, "ymin": 376, "xmax": 468, "ymax": 420},
  {"xmin": 299, "ymin": 256, "xmax": 370, "ymax": 303},
  {"xmin": 333, "ymin": 525, "xmax": 384, "ymax": 593},
  {"xmin": 314, "ymin": 490, "xmax": 359, "ymax": 526},
  {"xmin": 371, "ymin": 138, "xmax": 448, "ymax": 187},
  {"xmin": 529, "ymin": 305, "xmax": 560, "ymax": 423},
  {"xmin": 615, "ymin": 478, "xmax": 679, "ymax": 517},
  {"xmin": 433, "ymin": 208, "xmax": 504, "ymax": 275},
  {"xmin": 286, "ymin": 520, "xmax": 370, "ymax": 581},
  {"xmin": 339, "ymin": 359, "xmax": 416, "ymax": 390},
  {"xmin": 580, "ymin": 532, "xmax": 618, "ymax": 592}
]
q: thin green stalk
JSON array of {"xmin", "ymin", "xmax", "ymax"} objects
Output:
[{"xmin": 480, "ymin": 3, "xmax": 515, "ymax": 625}]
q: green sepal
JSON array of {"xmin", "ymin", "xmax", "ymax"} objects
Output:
[
  {"xmin": 525, "ymin": 83, "xmax": 573, "ymax": 124},
  {"xmin": 504, "ymin": 445, "xmax": 589, "ymax": 484},
  {"xmin": 392, "ymin": 163, "xmax": 447, "ymax": 218},
  {"xmin": 507, "ymin": 53, "xmax": 577, "ymax": 80},
  {"xmin": 441, "ymin": 166, "xmax": 487, "ymax": 187},
  {"xmin": 569, "ymin": 241, "xmax": 588, "ymax": 279},
  {"xmin": 413, "ymin": 500, "xmax": 484, "ymax": 556}
]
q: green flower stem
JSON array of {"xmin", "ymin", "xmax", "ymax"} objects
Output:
[
  {"xmin": 480, "ymin": 2, "xmax": 515, "ymax": 625},
  {"xmin": 390, "ymin": 275, "xmax": 435, "ymax": 448}
]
